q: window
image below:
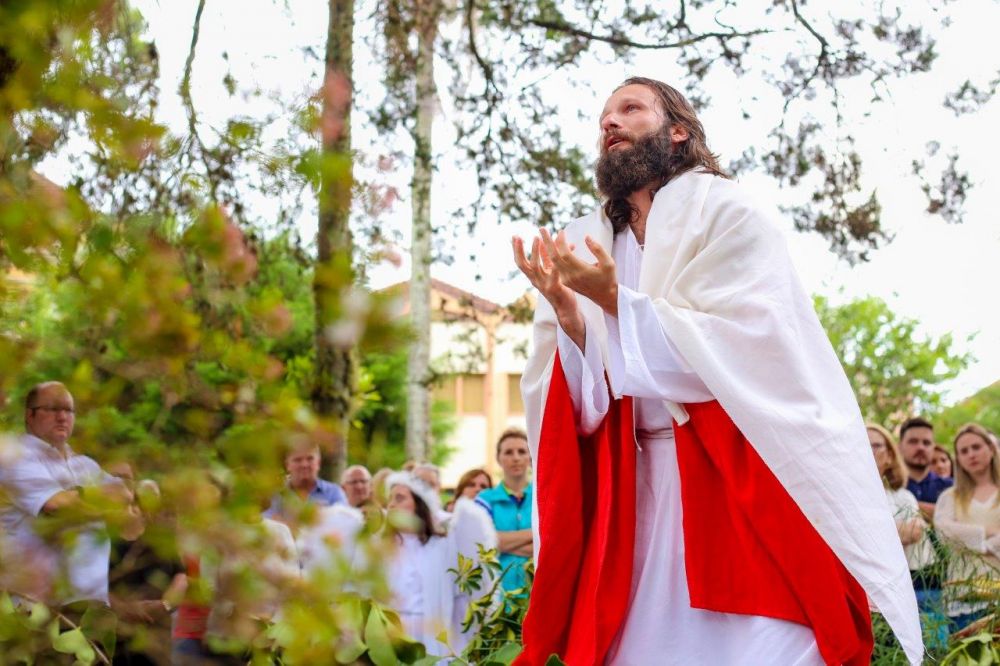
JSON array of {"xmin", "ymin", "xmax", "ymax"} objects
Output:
[
  {"xmin": 432, "ymin": 376, "xmax": 458, "ymax": 405},
  {"xmin": 461, "ymin": 374, "xmax": 485, "ymax": 414},
  {"xmin": 433, "ymin": 374, "xmax": 486, "ymax": 414},
  {"xmin": 508, "ymin": 374, "xmax": 524, "ymax": 414}
]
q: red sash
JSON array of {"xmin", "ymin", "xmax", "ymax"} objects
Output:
[
  {"xmin": 516, "ymin": 353, "xmax": 636, "ymax": 665},
  {"xmin": 517, "ymin": 355, "xmax": 873, "ymax": 665}
]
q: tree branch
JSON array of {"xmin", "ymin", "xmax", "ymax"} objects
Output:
[
  {"xmin": 465, "ymin": 0, "xmax": 499, "ymax": 96},
  {"xmin": 525, "ymin": 18, "xmax": 771, "ymax": 50},
  {"xmin": 789, "ymin": 0, "xmax": 829, "ymax": 50},
  {"xmin": 782, "ymin": 0, "xmax": 831, "ymax": 114},
  {"xmin": 178, "ymin": 0, "xmax": 218, "ymax": 200}
]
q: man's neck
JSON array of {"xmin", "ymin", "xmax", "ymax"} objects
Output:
[
  {"xmin": 625, "ymin": 184, "xmax": 658, "ymax": 246},
  {"xmin": 907, "ymin": 465, "xmax": 931, "ymax": 483},
  {"xmin": 503, "ymin": 476, "xmax": 529, "ymax": 497},
  {"xmin": 31, "ymin": 433, "xmax": 70, "ymax": 459},
  {"xmin": 290, "ymin": 478, "xmax": 317, "ymax": 498}
]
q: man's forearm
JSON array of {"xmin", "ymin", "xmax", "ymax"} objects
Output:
[
  {"xmin": 558, "ymin": 310, "xmax": 586, "ymax": 352},
  {"xmin": 41, "ymin": 489, "xmax": 81, "ymax": 514},
  {"xmin": 498, "ymin": 529, "xmax": 533, "ymax": 553}
]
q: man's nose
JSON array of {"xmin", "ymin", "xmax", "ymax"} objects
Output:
[{"xmin": 601, "ymin": 113, "xmax": 621, "ymax": 133}]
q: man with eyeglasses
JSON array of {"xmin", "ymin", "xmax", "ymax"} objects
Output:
[{"xmin": 0, "ymin": 381, "xmax": 142, "ymax": 608}]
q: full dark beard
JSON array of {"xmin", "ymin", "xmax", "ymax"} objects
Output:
[{"xmin": 595, "ymin": 125, "xmax": 675, "ymax": 201}]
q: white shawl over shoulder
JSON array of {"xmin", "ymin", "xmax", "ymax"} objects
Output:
[{"xmin": 520, "ymin": 170, "xmax": 922, "ymax": 664}]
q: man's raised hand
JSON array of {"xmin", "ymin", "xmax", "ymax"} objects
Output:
[
  {"xmin": 538, "ymin": 230, "xmax": 618, "ymax": 317},
  {"xmin": 512, "ymin": 236, "xmax": 575, "ymax": 310},
  {"xmin": 512, "ymin": 234, "xmax": 585, "ymax": 349}
]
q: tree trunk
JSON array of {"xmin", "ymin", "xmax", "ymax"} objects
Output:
[
  {"xmin": 404, "ymin": 1, "xmax": 440, "ymax": 463},
  {"xmin": 313, "ymin": 0, "xmax": 355, "ymax": 479}
]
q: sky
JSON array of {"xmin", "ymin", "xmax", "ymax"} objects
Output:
[{"xmin": 42, "ymin": 0, "xmax": 1000, "ymax": 404}]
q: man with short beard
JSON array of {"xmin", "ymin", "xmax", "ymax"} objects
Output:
[
  {"xmin": 899, "ymin": 416, "xmax": 952, "ymax": 519},
  {"xmin": 513, "ymin": 78, "xmax": 922, "ymax": 665}
]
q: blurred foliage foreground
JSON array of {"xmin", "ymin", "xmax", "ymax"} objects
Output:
[{"xmin": 0, "ymin": 1, "xmax": 995, "ymax": 664}]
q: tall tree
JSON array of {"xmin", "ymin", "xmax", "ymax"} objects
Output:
[
  {"xmin": 313, "ymin": 0, "xmax": 357, "ymax": 475},
  {"xmin": 815, "ymin": 295, "xmax": 971, "ymax": 426},
  {"xmin": 377, "ymin": 0, "xmax": 446, "ymax": 462},
  {"xmin": 936, "ymin": 382, "xmax": 1000, "ymax": 444},
  {"xmin": 404, "ymin": 0, "xmax": 443, "ymax": 461}
]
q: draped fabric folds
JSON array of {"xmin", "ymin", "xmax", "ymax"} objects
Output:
[
  {"xmin": 519, "ymin": 366, "xmax": 873, "ymax": 665},
  {"xmin": 516, "ymin": 353, "xmax": 636, "ymax": 666},
  {"xmin": 675, "ymin": 400, "xmax": 873, "ymax": 666}
]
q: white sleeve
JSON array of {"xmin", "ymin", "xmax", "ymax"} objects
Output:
[
  {"xmin": 604, "ymin": 285, "xmax": 714, "ymax": 403},
  {"xmin": 934, "ymin": 490, "xmax": 987, "ymax": 553},
  {"xmin": 556, "ymin": 321, "xmax": 610, "ymax": 436},
  {"xmin": 0, "ymin": 453, "xmax": 65, "ymax": 517}
]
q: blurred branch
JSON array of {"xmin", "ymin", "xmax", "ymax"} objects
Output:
[
  {"xmin": 525, "ymin": 18, "xmax": 772, "ymax": 50},
  {"xmin": 179, "ymin": 0, "xmax": 218, "ymax": 201}
]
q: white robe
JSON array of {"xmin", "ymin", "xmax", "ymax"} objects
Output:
[
  {"xmin": 557, "ymin": 227, "xmax": 822, "ymax": 665},
  {"xmin": 386, "ymin": 498, "xmax": 497, "ymax": 656},
  {"xmin": 520, "ymin": 171, "xmax": 922, "ymax": 664},
  {"xmin": 297, "ymin": 503, "xmax": 366, "ymax": 576}
]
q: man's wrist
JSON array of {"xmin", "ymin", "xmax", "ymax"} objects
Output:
[
  {"xmin": 600, "ymin": 283, "xmax": 619, "ymax": 317},
  {"xmin": 556, "ymin": 309, "xmax": 583, "ymax": 334}
]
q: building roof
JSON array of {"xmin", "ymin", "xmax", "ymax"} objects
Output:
[{"xmin": 381, "ymin": 278, "xmax": 520, "ymax": 320}]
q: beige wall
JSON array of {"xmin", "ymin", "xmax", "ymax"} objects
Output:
[{"xmin": 431, "ymin": 318, "xmax": 531, "ymax": 487}]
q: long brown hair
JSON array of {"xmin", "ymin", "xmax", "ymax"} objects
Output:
[
  {"xmin": 603, "ymin": 77, "xmax": 728, "ymax": 233},
  {"xmin": 952, "ymin": 423, "xmax": 1000, "ymax": 516},
  {"xmin": 867, "ymin": 423, "xmax": 907, "ymax": 490},
  {"xmin": 455, "ymin": 468, "xmax": 493, "ymax": 501}
]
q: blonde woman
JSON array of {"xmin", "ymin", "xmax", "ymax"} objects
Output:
[
  {"xmin": 933, "ymin": 423, "xmax": 1000, "ymax": 630},
  {"xmin": 867, "ymin": 424, "xmax": 934, "ymax": 573}
]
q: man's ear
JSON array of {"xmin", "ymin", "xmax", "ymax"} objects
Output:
[{"xmin": 669, "ymin": 124, "xmax": 689, "ymax": 144}]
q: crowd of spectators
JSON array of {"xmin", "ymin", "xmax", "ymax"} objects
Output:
[
  {"xmin": 867, "ymin": 415, "xmax": 1000, "ymax": 641},
  {"xmin": 0, "ymin": 382, "xmax": 536, "ymax": 663},
  {"xmin": 3, "ymin": 379, "xmax": 999, "ymax": 662}
]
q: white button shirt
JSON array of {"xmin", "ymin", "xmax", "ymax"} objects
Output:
[{"xmin": 0, "ymin": 434, "xmax": 115, "ymax": 604}]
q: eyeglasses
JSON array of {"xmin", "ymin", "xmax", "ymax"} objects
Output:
[{"xmin": 30, "ymin": 406, "xmax": 75, "ymax": 415}]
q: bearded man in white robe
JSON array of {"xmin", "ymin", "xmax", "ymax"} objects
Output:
[{"xmin": 511, "ymin": 77, "xmax": 923, "ymax": 666}]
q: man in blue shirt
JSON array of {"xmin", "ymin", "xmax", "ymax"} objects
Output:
[
  {"xmin": 900, "ymin": 417, "xmax": 953, "ymax": 518},
  {"xmin": 477, "ymin": 428, "xmax": 533, "ymax": 593},
  {"xmin": 264, "ymin": 443, "xmax": 346, "ymax": 519},
  {"xmin": 899, "ymin": 415, "xmax": 953, "ymax": 643}
]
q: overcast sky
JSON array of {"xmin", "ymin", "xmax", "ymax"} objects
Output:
[{"xmin": 47, "ymin": 0, "xmax": 999, "ymax": 403}]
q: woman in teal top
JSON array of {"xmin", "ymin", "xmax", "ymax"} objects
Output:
[{"xmin": 476, "ymin": 427, "xmax": 533, "ymax": 592}]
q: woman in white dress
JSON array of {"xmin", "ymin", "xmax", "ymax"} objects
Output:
[
  {"xmin": 867, "ymin": 424, "xmax": 934, "ymax": 572},
  {"xmin": 384, "ymin": 472, "xmax": 496, "ymax": 657},
  {"xmin": 933, "ymin": 423, "xmax": 1000, "ymax": 630}
]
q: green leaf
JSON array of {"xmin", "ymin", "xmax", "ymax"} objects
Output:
[
  {"xmin": 484, "ymin": 642, "xmax": 523, "ymax": 665},
  {"xmin": 53, "ymin": 627, "xmax": 96, "ymax": 665},
  {"xmin": 411, "ymin": 656, "xmax": 442, "ymax": 666},
  {"xmin": 364, "ymin": 605, "xmax": 397, "ymax": 666},
  {"xmin": 27, "ymin": 602, "xmax": 50, "ymax": 627},
  {"xmin": 332, "ymin": 596, "xmax": 368, "ymax": 661},
  {"xmin": 80, "ymin": 604, "xmax": 116, "ymax": 661},
  {"xmin": 545, "ymin": 654, "xmax": 566, "ymax": 666}
]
